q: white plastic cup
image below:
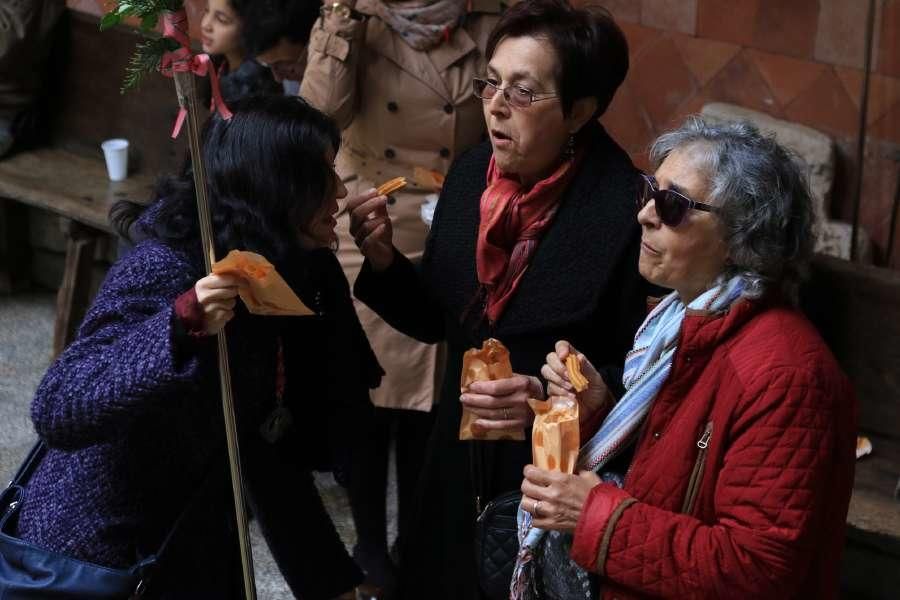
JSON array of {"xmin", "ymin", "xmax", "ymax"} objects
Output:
[{"xmin": 101, "ymin": 138, "xmax": 129, "ymax": 182}]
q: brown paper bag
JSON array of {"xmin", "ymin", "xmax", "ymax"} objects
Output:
[
  {"xmin": 459, "ymin": 338, "xmax": 525, "ymax": 441},
  {"xmin": 212, "ymin": 250, "xmax": 314, "ymax": 317},
  {"xmin": 527, "ymin": 397, "xmax": 579, "ymax": 473}
]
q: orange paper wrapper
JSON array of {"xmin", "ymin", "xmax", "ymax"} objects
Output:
[
  {"xmin": 212, "ymin": 250, "xmax": 314, "ymax": 317},
  {"xmin": 527, "ymin": 396, "xmax": 579, "ymax": 474},
  {"xmin": 412, "ymin": 166, "xmax": 446, "ymax": 191},
  {"xmin": 459, "ymin": 338, "xmax": 524, "ymax": 441}
]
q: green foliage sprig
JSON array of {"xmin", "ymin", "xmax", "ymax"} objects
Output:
[
  {"xmin": 100, "ymin": 0, "xmax": 185, "ymax": 32},
  {"xmin": 101, "ymin": 0, "xmax": 186, "ymax": 92}
]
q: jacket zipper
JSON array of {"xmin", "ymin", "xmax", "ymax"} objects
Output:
[{"xmin": 681, "ymin": 421, "xmax": 713, "ymax": 514}]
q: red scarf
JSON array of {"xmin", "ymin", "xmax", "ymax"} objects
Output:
[{"xmin": 475, "ymin": 150, "xmax": 583, "ymax": 325}]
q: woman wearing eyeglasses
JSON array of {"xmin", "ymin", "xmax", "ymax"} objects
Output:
[
  {"xmin": 344, "ymin": 1, "xmax": 654, "ymax": 597},
  {"xmin": 518, "ymin": 117, "xmax": 858, "ymax": 599}
]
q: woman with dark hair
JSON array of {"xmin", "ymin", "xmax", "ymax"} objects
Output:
[
  {"xmin": 523, "ymin": 117, "xmax": 857, "ymax": 599},
  {"xmin": 13, "ymin": 95, "xmax": 379, "ymax": 599},
  {"xmin": 344, "ymin": 1, "xmax": 654, "ymax": 597}
]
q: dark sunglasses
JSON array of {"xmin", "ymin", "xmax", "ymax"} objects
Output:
[{"xmin": 637, "ymin": 173, "xmax": 718, "ymax": 227}]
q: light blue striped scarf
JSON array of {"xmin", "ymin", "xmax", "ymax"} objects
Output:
[{"xmin": 509, "ymin": 275, "xmax": 746, "ymax": 600}]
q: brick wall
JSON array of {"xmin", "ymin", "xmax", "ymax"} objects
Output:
[{"xmin": 595, "ymin": 0, "xmax": 900, "ymax": 267}]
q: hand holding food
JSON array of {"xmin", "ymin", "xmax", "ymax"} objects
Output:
[
  {"xmin": 541, "ymin": 340, "xmax": 611, "ymax": 425},
  {"xmin": 346, "ymin": 186, "xmax": 395, "ymax": 272},
  {"xmin": 459, "ymin": 338, "xmax": 537, "ymax": 440}
]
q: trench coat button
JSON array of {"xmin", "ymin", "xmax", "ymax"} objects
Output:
[
  {"xmin": 387, "ymin": 196, "xmax": 397, "ymax": 205},
  {"xmin": 384, "ymin": 148, "xmax": 396, "ymax": 159},
  {"xmin": 387, "ymin": 101, "xmax": 398, "ymax": 113},
  {"xmin": 443, "ymin": 103, "xmax": 454, "ymax": 114},
  {"xmin": 439, "ymin": 147, "xmax": 450, "ymax": 158}
]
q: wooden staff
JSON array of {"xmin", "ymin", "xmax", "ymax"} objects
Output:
[{"xmin": 172, "ymin": 69, "xmax": 257, "ymax": 600}]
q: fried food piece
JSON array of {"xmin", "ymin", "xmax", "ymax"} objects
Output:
[
  {"xmin": 566, "ymin": 354, "xmax": 589, "ymax": 393},
  {"xmin": 376, "ymin": 176, "xmax": 407, "ymax": 197}
]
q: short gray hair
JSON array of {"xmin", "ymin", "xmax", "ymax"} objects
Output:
[{"xmin": 649, "ymin": 116, "xmax": 816, "ymax": 304}]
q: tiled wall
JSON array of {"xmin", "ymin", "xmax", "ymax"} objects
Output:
[
  {"xmin": 67, "ymin": 0, "xmax": 900, "ymax": 266},
  {"xmin": 595, "ymin": 0, "xmax": 900, "ymax": 267}
]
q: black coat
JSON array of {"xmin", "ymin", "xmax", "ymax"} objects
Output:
[{"xmin": 354, "ymin": 124, "xmax": 654, "ymax": 599}]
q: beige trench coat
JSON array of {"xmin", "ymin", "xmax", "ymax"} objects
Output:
[{"xmin": 301, "ymin": 0, "xmax": 501, "ymax": 411}]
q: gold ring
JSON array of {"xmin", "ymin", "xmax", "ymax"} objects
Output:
[{"xmin": 503, "ymin": 408, "xmax": 511, "ymax": 420}]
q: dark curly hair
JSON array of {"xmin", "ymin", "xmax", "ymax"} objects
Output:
[
  {"xmin": 238, "ymin": 0, "xmax": 320, "ymax": 57},
  {"xmin": 111, "ymin": 94, "xmax": 341, "ymax": 263},
  {"xmin": 485, "ymin": 0, "xmax": 629, "ymax": 119}
]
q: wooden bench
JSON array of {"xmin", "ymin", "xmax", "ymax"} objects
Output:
[
  {"xmin": 0, "ymin": 9, "xmax": 186, "ymax": 355},
  {"xmin": 802, "ymin": 254, "xmax": 900, "ymax": 598}
]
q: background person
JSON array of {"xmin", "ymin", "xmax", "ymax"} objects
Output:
[
  {"xmin": 300, "ymin": 0, "xmax": 502, "ymax": 594},
  {"xmin": 524, "ymin": 117, "xmax": 858, "ymax": 600},
  {"xmin": 200, "ymin": 0, "xmax": 282, "ymax": 103},
  {"xmin": 345, "ymin": 2, "xmax": 655, "ymax": 597}
]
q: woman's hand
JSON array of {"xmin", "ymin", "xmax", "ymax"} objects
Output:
[
  {"xmin": 461, "ymin": 374, "xmax": 544, "ymax": 433},
  {"xmin": 521, "ymin": 465, "xmax": 601, "ymax": 533},
  {"xmin": 346, "ymin": 188, "xmax": 394, "ymax": 272},
  {"xmin": 541, "ymin": 340, "xmax": 610, "ymax": 425},
  {"xmin": 194, "ymin": 273, "xmax": 240, "ymax": 335}
]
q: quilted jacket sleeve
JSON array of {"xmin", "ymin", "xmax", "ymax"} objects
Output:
[{"xmin": 571, "ymin": 367, "xmax": 851, "ymax": 598}]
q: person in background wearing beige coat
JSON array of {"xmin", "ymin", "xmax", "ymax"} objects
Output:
[{"xmin": 300, "ymin": 0, "xmax": 501, "ymax": 596}]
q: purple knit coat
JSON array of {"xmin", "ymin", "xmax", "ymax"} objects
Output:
[{"xmin": 15, "ymin": 239, "xmax": 220, "ymax": 567}]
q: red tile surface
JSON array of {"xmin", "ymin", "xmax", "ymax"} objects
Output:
[
  {"xmin": 619, "ymin": 21, "xmax": 664, "ymax": 62},
  {"xmin": 784, "ymin": 68, "xmax": 861, "ymax": 138},
  {"xmin": 747, "ymin": 49, "xmax": 827, "ymax": 108},
  {"xmin": 601, "ymin": 81, "xmax": 656, "ymax": 155},
  {"xmin": 66, "ymin": 0, "xmax": 107, "ymax": 16},
  {"xmin": 697, "ymin": 0, "xmax": 759, "ymax": 46},
  {"xmin": 701, "ymin": 51, "xmax": 780, "ymax": 117},
  {"xmin": 857, "ymin": 142, "xmax": 900, "ymax": 252},
  {"xmin": 835, "ymin": 68, "xmax": 900, "ymax": 126},
  {"xmin": 751, "ymin": 0, "xmax": 820, "ymax": 60},
  {"xmin": 641, "ymin": 0, "xmax": 697, "ymax": 35},
  {"xmin": 878, "ymin": 0, "xmax": 900, "ymax": 77},
  {"xmin": 629, "ymin": 36, "xmax": 698, "ymax": 128},
  {"xmin": 594, "ymin": 0, "xmax": 642, "ymax": 23},
  {"xmin": 814, "ymin": 0, "xmax": 881, "ymax": 69},
  {"xmin": 673, "ymin": 34, "xmax": 741, "ymax": 86},
  {"xmin": 871, "ymin": 101, "xmax": 900, "ymax": 144}
]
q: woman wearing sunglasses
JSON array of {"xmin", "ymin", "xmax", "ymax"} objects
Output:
[
  {"xmin": 343, "ymin": 1, "xmax": 655, "ymax": 597},
  {"xmin": 520, "ymin": 117, "xmax": 858, "ymax": 599}
]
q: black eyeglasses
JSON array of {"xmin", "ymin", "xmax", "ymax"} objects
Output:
[
  {"xmin": 472, "ymin": 77, "xmax": 558, "ymax": 108},
  {"xmin": 637, "ymin": 173, "xmax": 718, "ymax": 227}
]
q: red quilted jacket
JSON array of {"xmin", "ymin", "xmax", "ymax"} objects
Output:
[{"xmin": 570, "ymin": 298, "xmax": 857, "ymax": 599}]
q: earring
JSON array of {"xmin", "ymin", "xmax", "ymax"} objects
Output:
[{"xmin": 563, "ymin": 133, "xmax": 576, "ymax": 159}]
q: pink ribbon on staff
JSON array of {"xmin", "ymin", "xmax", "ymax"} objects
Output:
[{"xmin": 160, "ymin": 9, "xmax": 233, "ymax": 139}]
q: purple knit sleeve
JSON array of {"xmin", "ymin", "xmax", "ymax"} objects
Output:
[{"xmin": 31, "ymin": 243, "xmax": 207, "ymax": 450}]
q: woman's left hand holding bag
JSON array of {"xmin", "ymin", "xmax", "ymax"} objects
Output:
[
  {"xmin": 461, "ymin": 374, "xmax": 544, "ymax": 433},
  {"xmin": 520, "ymin": 465, "xmax": 601, "ymax": 533}
]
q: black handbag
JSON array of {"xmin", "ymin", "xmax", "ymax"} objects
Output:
[
  {"xmin": 0, "ymin": 441, "xmax": 204, "ymax": 599},
  {"xmin": 471, "ymin": 439, "xmax": 522, "ymax": 600},
  {"xmin": 474, "ymin": 489, "xmax": 521, "ymax": 600}
]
